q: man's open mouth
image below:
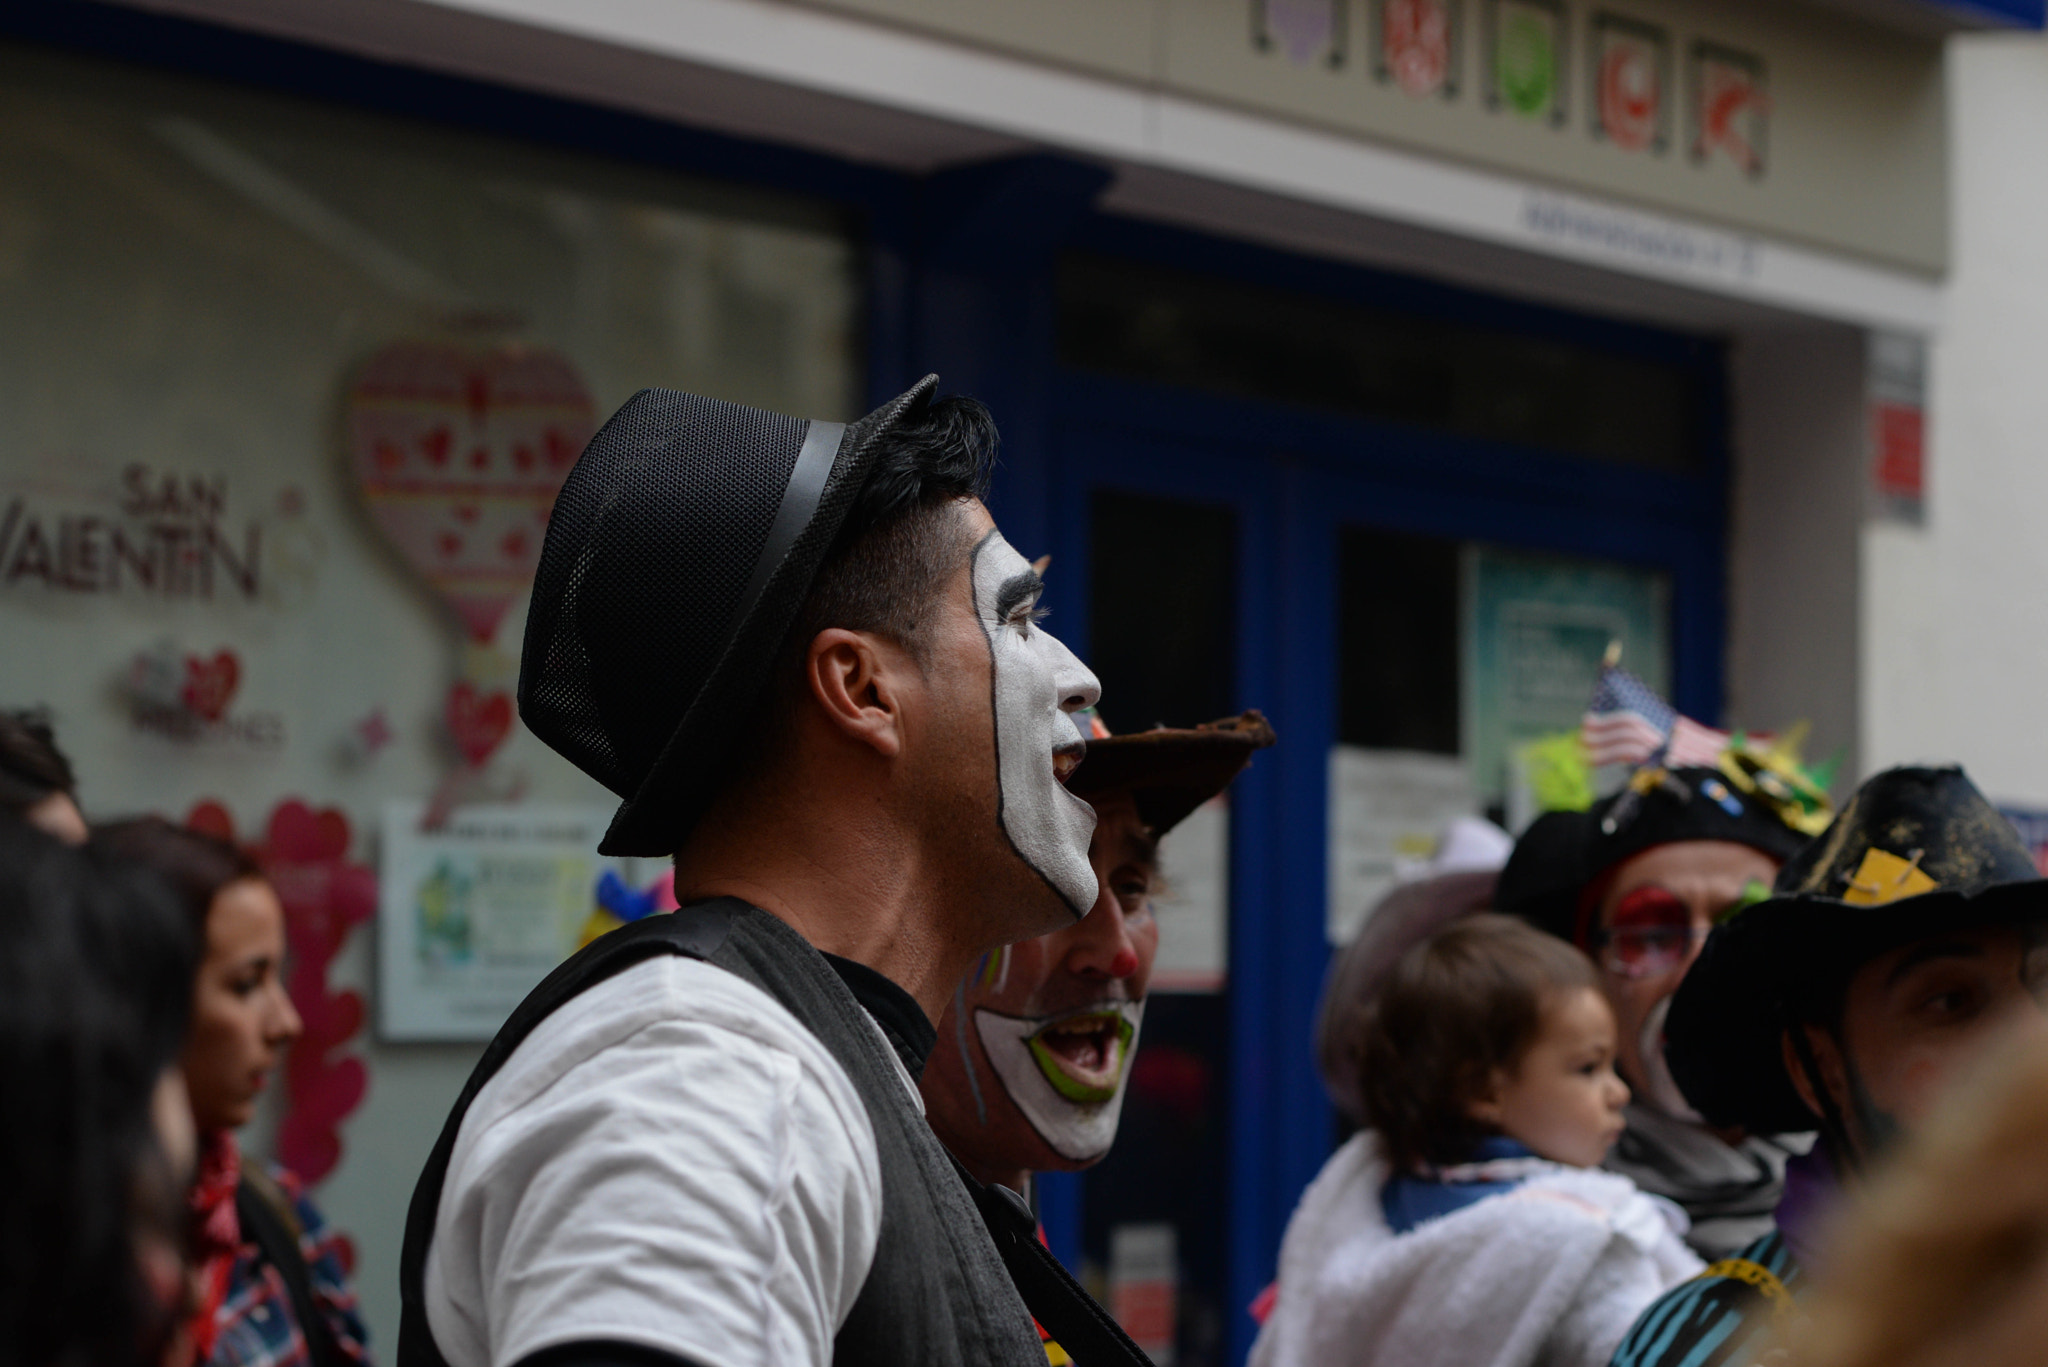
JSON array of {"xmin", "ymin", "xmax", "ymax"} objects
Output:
[
  {"xmin": 1026, "ymin": 1007, "xmax": 1136, "ymax": 1104},
  {"xmin": 1052, "ymin": 741, "xmax": 1086, "ymax": 787}
]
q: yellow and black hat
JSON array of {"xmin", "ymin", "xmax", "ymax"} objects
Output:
[{"xmin": 1666, "ymin": 765, "xmax": 2048, "ymax": 1134}]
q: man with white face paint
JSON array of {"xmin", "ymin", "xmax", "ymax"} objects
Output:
[
  {"xmin": 971, "ymin": 531, "xmax": 1101, "ymax": 919},
  {"xmin": 403, "ymin": 379, "xmax": 1154, "ymax": 1367},
  {"xmin": 923, "ymin": 712, "xmax": 1274, "ymax": 1195}
]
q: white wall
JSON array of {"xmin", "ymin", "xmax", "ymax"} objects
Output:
[
  {"xmin": 1727, "ymin": 323, "xmax": 1866, "ymax": 783},
  {"xmin": 1859, "ymin": 31, "xmax": 2048, "ymax": 803}
]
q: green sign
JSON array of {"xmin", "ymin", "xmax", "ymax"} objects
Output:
[
  {"xmin": 1493, "ymin": 0, "xmax": 1562, "ymax": 121},
  {"xmin": 1463, "ymin": 545, "xmax": 1669, "ymax": 803}
]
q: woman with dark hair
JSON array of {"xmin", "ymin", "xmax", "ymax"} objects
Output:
[
  {"xmin": 0, "ymin": 707, "xmax": 86, "ymax": 843},
  {"xmin": 0, "ymin": 819, "xmax": 199, "ymax": 1367},
  {"xmin": 94, "ymin": 818, "xmax": 369, "ymax": 1367}
]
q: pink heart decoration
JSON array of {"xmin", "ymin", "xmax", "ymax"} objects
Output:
[
  {"xmin": 347, "ymin": 334, "xmax": 595, "ymax": 643},
  {"xmin": 447, "ymin": 681, "xmax": 514, "ymax": 767},
  {"xmin": 187, "ymin": 799, "xmax": 375, "ymax": 1187}
]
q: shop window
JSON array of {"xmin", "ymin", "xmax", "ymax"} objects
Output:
[
  {"xmin": 1057, "ymin": 253, "xmax": 1703, "ymax": 473},
  {"xmin": 1336, "ymin": 526, "xmax": 1461, "ymax": 754},
  {"xmin": 0, "ymin": 37, "xmax": 861, "ymax": 820}
]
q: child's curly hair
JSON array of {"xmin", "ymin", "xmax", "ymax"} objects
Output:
[{"xmin": 1354, "ymin": 913, "xmax": 1601, "ymax": 1171}]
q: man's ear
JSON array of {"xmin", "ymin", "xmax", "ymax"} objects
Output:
[
  {"xmin": 804, "ymin": 628, "xmax": 913, "ymax": 759},
  {"xmin": 1781, "ymin": 1024, "xmax": 1844, "ymax": 1120}
]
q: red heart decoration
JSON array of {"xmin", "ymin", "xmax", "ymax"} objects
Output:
[
  {"xmin": 181, "ymin": 650, "xmax": 240, "ymax": 722},
  {"xmin": 447, "ymin": 682, "xmax": 513, "ymax": 767},
  {"xmin": 266, "ymin": 798, "xmax": 352, "ymax": 865}
]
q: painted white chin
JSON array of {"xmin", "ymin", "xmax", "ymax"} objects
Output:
[
  {"xmin": 1638, "ymin": 996, "xmax": 1702, "ymax": 1122},
  {"xmin": 972, "ymin": 531, "xmax": 1101, "ymax": 916},
  {"xmin": 975, "ymin": 1002, "xmax": 1145, "ymax": 1161}
]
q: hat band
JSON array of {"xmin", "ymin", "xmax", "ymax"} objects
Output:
[{"xmin": 728, "ymin": 419, "xmax": 846, "ymax": 650}]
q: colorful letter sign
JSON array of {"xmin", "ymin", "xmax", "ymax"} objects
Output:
[
  {"xmin": 1255, "ymin": 0, "xmax": 1346, "ymax": 68},
  {"xmin": 1692, "ymin": 42, "xmax": 1769, "ymax": 177},
  {"xmin": 1488, "ymin": 0, "xmax": 1566, "ymax": 124},
  {"xmin": 1376, "ymin": 0, "xmax": 1458, "ymax": 98},
  {"xmin": 1592, "ymin": 14, "xmax": 1667, "ymax": 153}
]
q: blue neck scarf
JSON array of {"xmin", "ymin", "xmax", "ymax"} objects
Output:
[{"xmin": 1381, "ymin": 1136, "xmax": 1542, "ymax": 1234}]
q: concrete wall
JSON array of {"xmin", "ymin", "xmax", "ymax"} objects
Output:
[
  {"xmin": 1727, "ymin": 323, "xmax": 1865, "ymax": 783},
  {"xmin": 1859, "ymin": 30, "xmax": 2048, "ymax": 803}
]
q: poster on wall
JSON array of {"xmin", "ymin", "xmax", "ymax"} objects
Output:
[
  {"xmin": 376, "ymin": 801, "xmax": 620, "ymax": 1041},
  {"xmin": 1150, "ymin": 796, "xmax": 1229, "ymax": 992},
  {"xmin": 1327, "ymin": 747, "xmax": 1477, "ymax": 945},
  {"xmin": 1462, "ymin": 545, "xmax": 1669, "ymax": 806}
]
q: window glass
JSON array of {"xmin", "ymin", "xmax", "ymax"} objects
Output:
[{"xmin": 1057, "ymin": 253, "xmax": 1703, "ymax": 472}]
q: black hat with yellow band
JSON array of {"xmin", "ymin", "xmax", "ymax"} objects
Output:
[{"xmin": 1665, "ymin": 765, "xmax": 2048, "ymax": 1136}]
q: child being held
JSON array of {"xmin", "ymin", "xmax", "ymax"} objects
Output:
[{"xmin": 1251, "ymin": 914, "xmax": 1703, "ymax": 1367}]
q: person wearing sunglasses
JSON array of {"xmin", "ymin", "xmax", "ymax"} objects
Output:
[{"xmin": 1495, "ymin": 758, "xmax": 1818, "ymax": 1258}]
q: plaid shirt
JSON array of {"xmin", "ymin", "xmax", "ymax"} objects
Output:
[{"xmin": 204, "ymin": 1166, "xmax": 372, "ymax": 1367}]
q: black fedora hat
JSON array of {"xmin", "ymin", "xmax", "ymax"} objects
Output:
[
  {"xmin": 1070, "ymin": 710, "xmax": 1276, "ymax": 839},
  {"xmin": 1666, "ymin": 765, "xmax": 2048, "ymax": 1134},
  {"xmin": 520, "ymin": 375, "xmax": 940, "ymax": 855},
  {"xmin": 1497, "ymin": 765, "xmax": 1813, "ymax": 946}
]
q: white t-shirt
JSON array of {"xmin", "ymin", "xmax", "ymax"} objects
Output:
[{"xmin": 423, "ymin": 955, "xmax": 887, "ymax": 1367}]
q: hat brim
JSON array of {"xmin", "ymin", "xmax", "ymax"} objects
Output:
[
  {"xmin": 1070, "ymin": 711, "xmax": 1276, "ymax": 839},
  {"xmin": 1666, "ymin": 877, "xmax": 2048, "ymax": 1133},
  {"xmin": 596, "ymin": 377, "xmax": 940, "ymax": 855}
]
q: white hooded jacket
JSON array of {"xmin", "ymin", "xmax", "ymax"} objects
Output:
[{"xmin": 1250, "ymin": 1133, "xmax": 1703, "ymax": 1367}]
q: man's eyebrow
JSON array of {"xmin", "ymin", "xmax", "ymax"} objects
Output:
[
  {"xmin": 994, "ymin": 569, "xmax": 1043, "ymax": 620},
  {"xmin": 1886, "ymin": 939, "xmax": 1986, "ymax": 987}
]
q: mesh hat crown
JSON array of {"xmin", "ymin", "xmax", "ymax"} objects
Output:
[{"xmin": 519, "ymin": 376, "xmax": 939, "ymax": 855}]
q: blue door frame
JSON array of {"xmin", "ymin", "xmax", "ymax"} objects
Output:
[
  {"xmin": 6, "ymin": 10, "xmax": 1731, "ymax": 1363},
  {"xmin": 1033, "ymin": 366, "xmax": 1726, "ymax": 1363}
]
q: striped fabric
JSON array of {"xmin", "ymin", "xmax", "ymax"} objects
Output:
[
  {"xmin": 1607, "ymin": 1231, "xmax": 1799, "ymax": 1367},
  {"xmin": 1582, "ymin": 664, "xmax": 1730, "ymax": 770}
]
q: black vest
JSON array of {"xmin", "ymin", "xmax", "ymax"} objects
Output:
[{"xmin": 397, "ymin": 900, "xmax": 1050, "ymax": 1367}]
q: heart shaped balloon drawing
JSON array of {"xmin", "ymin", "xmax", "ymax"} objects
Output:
[
  {"xmin": 346, "ymin": 329, "xmax": 594, "ymax": 797},
  {"xmin": 346, "ymin": 332, "xmax": 595, "ymax": 646}
]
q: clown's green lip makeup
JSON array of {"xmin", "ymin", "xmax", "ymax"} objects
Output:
[
  {"xmin": 975, "ymin": 1000, "xmax": 1147, "ymax": 1159},
  {"xmin": 1027, "ymin": 1008, "xmax": 1136, "ymax": 1103}
]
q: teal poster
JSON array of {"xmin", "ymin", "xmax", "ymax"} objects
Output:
[{"xmin": 1462, "ymin": 546, "xmax": 1669, "ymax": 802}]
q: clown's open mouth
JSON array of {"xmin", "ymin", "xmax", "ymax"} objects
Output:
[
  {"xmin": 1052, "ymin": 741, "xmax": 1085, "ymax": 787},
  {"xmin": 1026, "ymin": 1009, "xmax": 1136, "ymax": 1103}
]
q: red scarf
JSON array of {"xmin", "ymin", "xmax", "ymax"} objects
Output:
[{"xmin": 186, "ymin": 1132, "xmax": 242, "ymax": 1364}]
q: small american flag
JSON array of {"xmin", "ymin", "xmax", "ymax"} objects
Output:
[{"xmin": 1582, "ymin": 664, "xmax": 1729, "ymax": 769}]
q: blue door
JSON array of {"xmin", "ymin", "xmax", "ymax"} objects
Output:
[{"xmin": 1027, "ymin": 233, "xmax": 1728, "ymax": 1367}]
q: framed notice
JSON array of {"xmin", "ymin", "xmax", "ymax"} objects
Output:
[
  {"xmin": 1462, "ymin": 546, "xmax": 1670, "ymax": 805},
  {"xmin": 377, "ymin": 801, "xmax": 621, "ymax": 1041}
]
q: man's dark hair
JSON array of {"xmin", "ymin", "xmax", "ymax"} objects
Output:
[
  {"xmin": 0, "ymin": 821, "xmax": 198, "ymax": 1367},
  {"xmin": 0, "ymin": 710, "xmax": 75, "ymax": 816},
  {"xmin": 753, "ymin": 394, "xmax": 998, "ymax": 759},
  {"xmin": 1356, "ymin": 913, "xmax": 1601, "ymax": 1172},
  {"xmin": 91, "ymin": 817, "xmax": 263, "ymax": 937}
]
